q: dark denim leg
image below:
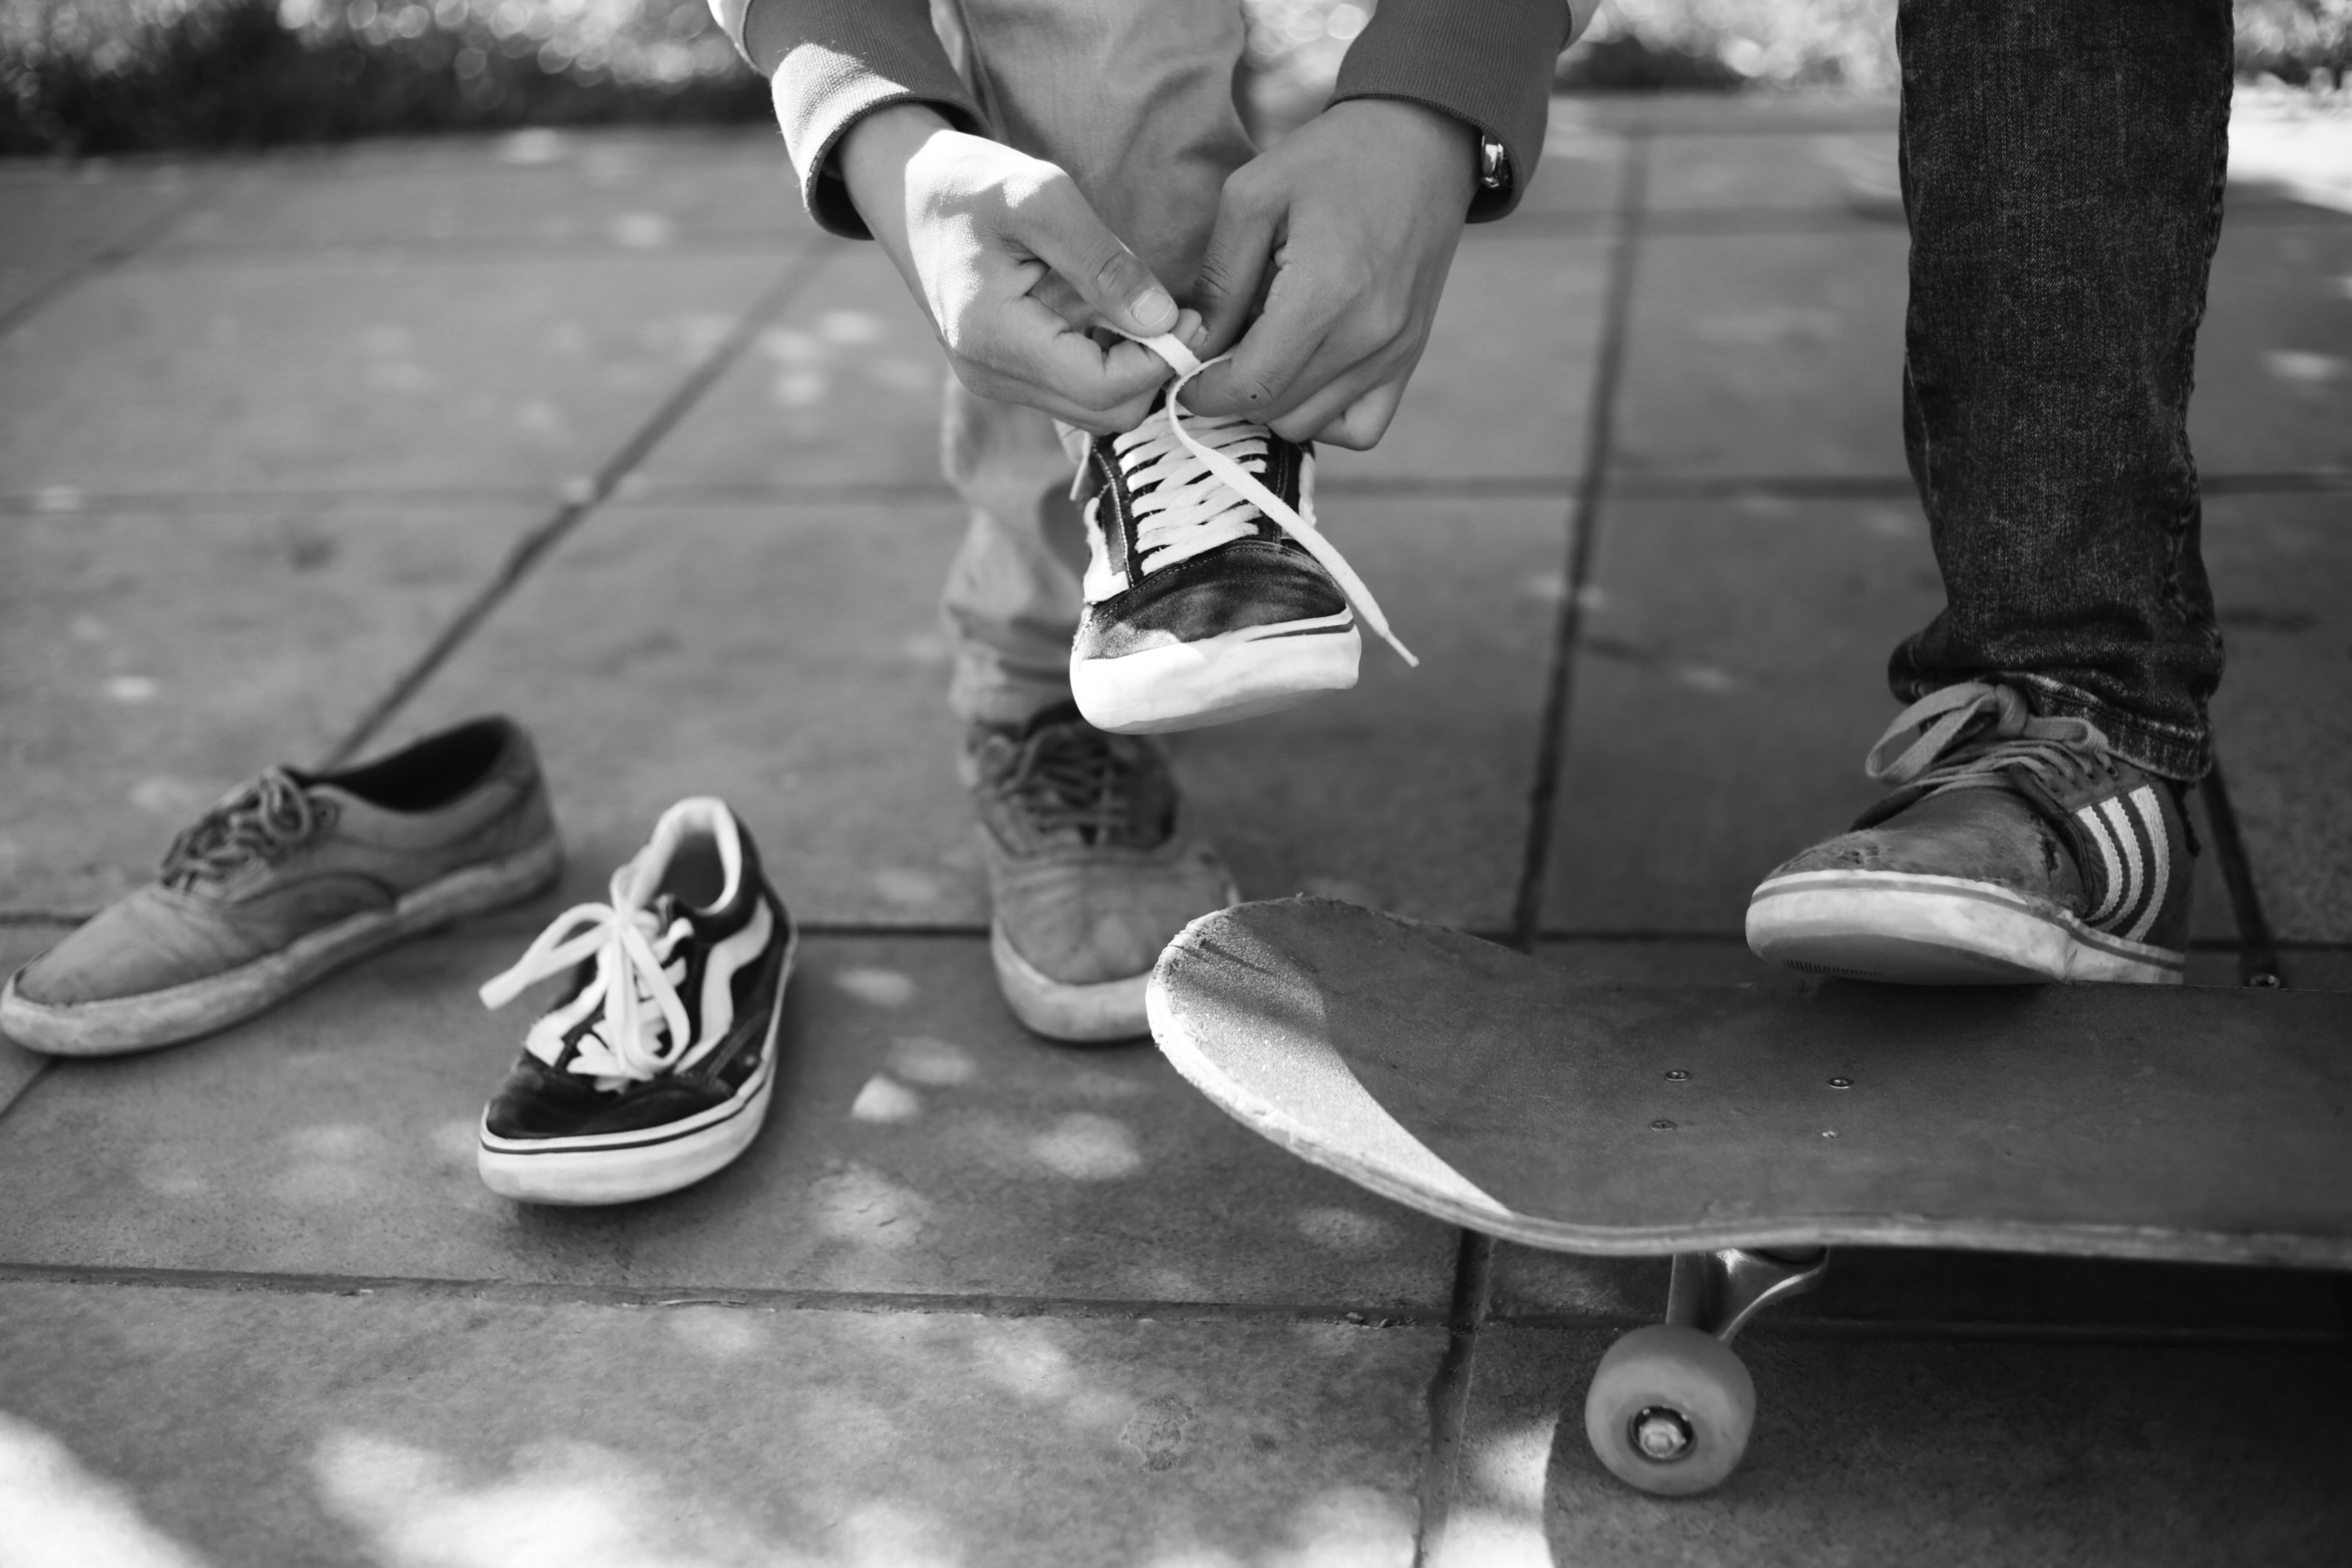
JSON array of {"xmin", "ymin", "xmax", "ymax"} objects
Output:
[{"xmin": 1889, "ymin": 0, "xmax": 2233, "ymax": 781}]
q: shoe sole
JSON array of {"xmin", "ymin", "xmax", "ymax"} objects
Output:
[
  {"xmin": 1073, "ymin": 615, "xmax": 1359, "ymax": 735},
  {"xmin": 477, "ymin": 933, "xmax": 795, "ymax": 1204},
  {"xmin": 0, "ymin": 835, "xmax": 565, "ymax": 1056},
  {"xmin": 990, "ymin": 884, "xmax": 1240, "ymax": 1044},
  {"xmin": 1746, "ymin": 871, "xmax": 2184, "ymax": 985}
]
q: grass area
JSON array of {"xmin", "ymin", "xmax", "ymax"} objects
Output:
[{"xmin": 4, "ymin": 0, "xmax": 2349, "ymax": 157}]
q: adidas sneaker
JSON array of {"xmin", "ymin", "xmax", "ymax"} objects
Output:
[
  {"xmin": 1748, "ymin": 683, "xmax": 2192, "ymax": 985},
  {"xmin": 475, "ymin": 797, "xmax": 795, "ymax": 1203}
]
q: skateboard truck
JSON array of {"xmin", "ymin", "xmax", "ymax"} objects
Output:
[{"xmin": 1584, "ymin": 1247, "xmax": 1831, "ymax": 1494}]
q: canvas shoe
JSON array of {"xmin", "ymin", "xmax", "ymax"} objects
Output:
[
  {"xmin": 1748, "ymin": 682, "xmax": 2193, "ymax": 985},
  {"xmin": 476, "ymin": 797, "xmax": 795, "ymax": 1204},
  {"xmin": 1069, "ymin": 335, "xmax": 1417, "ymax": 735},
  {"xmin": 1, "ymin": 716, "xmax": 561, "ymax": 1055},
  {"xmin": 967, "ymin": 702, "xmax": 1236, "ymax": 1042}
]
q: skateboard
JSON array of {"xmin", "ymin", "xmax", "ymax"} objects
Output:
[{"xmin": 1145, "ymin": 896, "xmax": 2352, "ymax": 1495}]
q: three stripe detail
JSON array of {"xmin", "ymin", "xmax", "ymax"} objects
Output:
[{"xmin": 2076, "ymin": 786, "xmax": 2172, "ymax": 944}]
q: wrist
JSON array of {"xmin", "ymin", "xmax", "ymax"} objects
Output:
[
  {"xmin": 838, "ymin": 103, "xmax": 955, "ymax": 240},
  {"xmin": 1320, "ymin": 97, "xmax": 1479, "ymax": 209}
]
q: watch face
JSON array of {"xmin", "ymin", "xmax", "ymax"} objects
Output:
[{"xmin": 1479, "ymin": 136, "xmax": 1509, "ymax": 191}]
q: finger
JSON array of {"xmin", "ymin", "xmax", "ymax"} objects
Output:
[
  {"xmin": 1300, "ymin": 375, "xmax": 1410, "ymax": 451},
  {"xmin": 1181, "ymin": 272, "xmax": 1338, "ymax": 421},
  {"xmin": 1008, "ymin": 173, "xmax": 1181, "ymax": 341},
  {"xmin": 976, "ymin": 292, "xmax": 1173, "ymax": 421},
  {"xmin": 1192, "ymin": 175, "xmax": 1282, "ymax": 357}
]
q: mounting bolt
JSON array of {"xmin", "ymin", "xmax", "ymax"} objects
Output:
[
  {"xmin": 1650, "ymin": 1119, "xmax": 1677, "ymax": 1131},
  {"xmin": 1828, "ymin": 1076, "xmax": 1853, "ymax": 1089},
  {"xmin": 1629, "ymin": 1406, "xmax": 1696, "ymax": 1462},
  {"xmin": 1664, "ymin": 1069, "xmax": 1690, "ymax": 1081}
]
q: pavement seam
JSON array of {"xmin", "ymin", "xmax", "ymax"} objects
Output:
[
  {"xmin": 316, "ymin": 241, "xmax": 840, "ymax": 768},
  {"xmin": 1410, "ymin": 125, "xmax": 1655, "ymax": 1568},
  {"xmin": 0, "ymin": 176, "xmax": 221, "ymax": 343},
  {"xmin": 0, "ymin": 1264, "xmax": 1447, "ymax": 1325},
  {"xmin": 2199, "ymin": 756, "xmax": 2288, "ymax": 987}
]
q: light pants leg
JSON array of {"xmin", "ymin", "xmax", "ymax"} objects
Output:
[{"xmin": 934, "ymin": 0, "xmax": 1258, "ymax": 728}]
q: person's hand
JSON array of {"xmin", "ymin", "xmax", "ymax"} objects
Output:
[
  {"xmin": 840, "ymin": 104, "xmax": 1201, "ymax": 433},
  {"xmin": 1185, "ymin": 98, "xmax": 1478, "ymax": 449}
]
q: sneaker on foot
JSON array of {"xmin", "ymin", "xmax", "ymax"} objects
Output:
[
  {"xmin": 967, "ymin": 703, "xmax": 1236, "ymax": 1041},
  {"xmin": 476, "ymin": 797, "xmax": 795, "ymax": 1205},
  {"xmin": 1747, "ymin": 683, "xmax": 2192, "ymax": 984},
  {"xmin": 0, "ymin": 716, "xmax": 561, "ymax": 1055},
  {"xmin": 1070, "ymin": 341, "xmax": 1416, "ymax": 735}
]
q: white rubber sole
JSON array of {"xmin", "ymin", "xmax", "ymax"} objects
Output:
[
  {"xmin": 990, "ymin": 882, "xmax": 1240, "ymax": 1044},
  {"xmin": 477, "ymin": 938, "xmax": 793, "ymax": 1205},
  {"xmin": 0, "ymin": 835, "xmax": 565, "ymax": 1056},
  {"xmin": 1073, "ymin": 614, "xmax": 1359, "ymax": 735},
  {"xmin": 1746, "ymin": 871, "xmax": 2183, "ymax": 985}
]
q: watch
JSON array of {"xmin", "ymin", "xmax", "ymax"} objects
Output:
[{"xmin": 1478, "ymin": 133, "xmax": 1511, "ymax": 194}]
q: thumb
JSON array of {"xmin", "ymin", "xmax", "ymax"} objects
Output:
[{"xmin": 1012, "ymin": 175, "xmax": 1180, "ymax": 340}]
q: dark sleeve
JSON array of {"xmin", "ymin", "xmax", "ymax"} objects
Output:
[
  {"xmin": 719, "ymin": 0, "xmax": 982, "ymax": 240},
  {"xmin": 1329, "ymin": 0, "xmax": 1589, "ymax": 223}
]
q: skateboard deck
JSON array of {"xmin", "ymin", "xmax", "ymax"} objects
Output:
[{"xmin": 1147, "ymin": 897, "xmax": 2352, "ymax": 1269}]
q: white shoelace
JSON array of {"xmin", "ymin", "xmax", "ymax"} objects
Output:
[
  {"xmin": 479, "ymin": 862, "xmax": 692, "ymax": 1086},
  {"xmin": 1116, "ymin": 332, "xmax": 1417, "ymax": 668}
]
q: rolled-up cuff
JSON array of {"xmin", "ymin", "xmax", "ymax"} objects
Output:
[
  {"xmin": 1330, "ymin": 0, "xmax": 1588, "ymax": 223},
  {"xmin": 725, "ymin": 0, "xmax": 981, "ymax": 239}
]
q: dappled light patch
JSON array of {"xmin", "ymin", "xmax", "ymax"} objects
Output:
[
  {"xmin": 1294, "ymin": 1207, "xmax": 1396, "ymax": 1254},
  {"xmin": 831, "ymin": 967, "xmax": 914, "ymax": 1008},
  {"xmin": 0, "ymin": 1411, "xmax": 211, "ymax": 1568},
  {"xmin": 1027, "ymin": 1112, "xmax": 1142, "ymax": 1180},
  {"xmin": 848, "ymin": 1073, "xmax": 921, "ymax": 1124},
  {"xmin": 886, "ymin": 1035, "xmax": 975, "ymax": 1087}
]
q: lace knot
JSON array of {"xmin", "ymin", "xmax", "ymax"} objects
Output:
[
  {"xmin": 480, "ymin": 865, "xmax": 694, "ymax": 1086},
  {"xmin": 161, "ymin": 769, "xmax": 328, "ymax": 888},
  {"xmin": 1864, "ymin": 681, "xmax": 2113, "ymax": 797}
]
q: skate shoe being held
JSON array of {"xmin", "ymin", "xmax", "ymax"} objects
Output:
[
  {"xmin": 967, "ymin": 702, "xmax": 1235, "ymax": 1042},
  {"xmin": 1, "ymin": 717, "xmax": 560, "ymax": 1055},
  {"xmin": 1747, "ymin": 682, "xmax": 2192, "ymax": 985},
  {"xmin": 1070, "ymin": 334, "xmax": 1415, "ymax": 735},
  {"xmin": 476, "ymin": 797, "xmax": 794, "ymax": 1203}
]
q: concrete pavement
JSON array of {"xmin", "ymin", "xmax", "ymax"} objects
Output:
[{"xmin": 2, "ymin": 95, "xmax": 2349, "ymax": 1565}]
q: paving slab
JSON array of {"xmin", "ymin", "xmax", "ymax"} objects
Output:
[
  {"xmin": 1643, "ymin": 129, "xmax": 1897, "ymax": 216},
  {"xmin": 1537, "ymin": 495, "xmax": 2238, "ymax": 941},
  {"xmin": 2190, "ymin": 221, "xmax": 2352, "ymax": 476},
  {"xmin": 1566, "ymin": 94, "xmax": 1899, "ymax": 138},
  {"xmin": 1429, "ymin": 1323, "xmax": 2352, "ymax": 1567},
  {"xmin": 0, "ymin": 1281, "xmax": 1439, "ymax": 1568},
  {"xmin": 1612, "ymin": 228, "xmax": 1911, "ymax": 481},
  {"xmin": 1319, "ymin": 236, "xmax": 1606, "ymax": 490},
  {"xmin": 156, "ymin": 129, "xmax": 811, "ymax": 255},
  {"xmin": 0, "ymin": 162, "xmax": 202, "ymax": 321},
  {"xmin": 0, "ymin": 504, "xmax": 545, "ymax": 913},
  {"xmin": 0, "ymin": 932, "xmax": 1459, "ymax": 1309},
  {"xmin": 1167, "ymin": 497, "xmax": 1569, "ymax": 931},
  {"xmin": 0, "ymin": 249, "xmax": 796, "ymax": 499},
  {"xmin": 387, "ymin": 492, "xmax": 1566, "ymax": 930},
  {"xmin": 633, "ymin": 245, "xmax": 955, "ymax": 499},
  {"xmin": 1514, "ymin": 109, "xmax": 1625, "ymax": 220},
  {"xmin": 2202, "ymin": 492, "xmax": 2352, "ymax": 943}
]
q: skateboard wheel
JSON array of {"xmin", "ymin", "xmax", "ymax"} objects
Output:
[{"xmin": 1583, "ymin": 1324, "xmax": 1756, "ymax": 1496}]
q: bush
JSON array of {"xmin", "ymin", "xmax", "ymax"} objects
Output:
[{"xmin": 0, "ymin": 0, "xmax": 767, "ymax": 154}]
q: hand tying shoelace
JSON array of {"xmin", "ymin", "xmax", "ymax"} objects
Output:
[
  {"xmin": 1120, "ymin": 332, "xmax": 1417, "ymax": 668},
  {"xmin": 478, "ymin": 864, "xmax": 693, "ymax": 1087}
]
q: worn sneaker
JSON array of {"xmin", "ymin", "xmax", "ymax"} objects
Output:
[
  {"xmin": 476, "ymin": 797, "xmax": 794, "ymax": 1205},
  {"xmin": 1, "ymin": 717, "xmax": 561, "ymax": 1055},
  {"xmin": 1070, "ymin": 336, "xmax": 1416, "ymax": 735},
  {"xmin": 967, "ymin": 702, "xmax": 1236, "ymax": 1041},
  {"xmin": 1747, "ymin": 683, "xmax": 2192, "ymax": 985}
]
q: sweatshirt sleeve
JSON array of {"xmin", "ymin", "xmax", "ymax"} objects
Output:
[
  {"xmin": 1330, "ymin": 0, "xmax": 1593, "ymax": 223},
  {"xmin": 717, "ymin": 0, "xmax": 982, "ymax": 239}
]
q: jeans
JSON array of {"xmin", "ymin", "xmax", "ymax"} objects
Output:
[
  {"xmin": 1889, "ymin": 0, "xmax": 2234, "ymax": 781},
  {"xmin": 931, "ymin": 0, "xmax": 2236, "ymax": 780}
]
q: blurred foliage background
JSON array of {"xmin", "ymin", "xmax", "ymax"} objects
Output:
[{"xmin": 4, "ymin": 0, "xmax": 2348, "ymax": 156}]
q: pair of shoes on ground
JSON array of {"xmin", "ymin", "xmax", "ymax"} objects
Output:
[{"xmin": 0, "ymin": 718, "xmax": 796, "ymax": 1207}]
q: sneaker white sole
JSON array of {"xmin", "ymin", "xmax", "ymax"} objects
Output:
[
  {"xmin": 1073, "ymin": 614, "xmax": 1359, "ymax": 735},
  {"xmin": 1746, "ymin": 870, "xmax": 2185, "ymax": 985},
  {"xmin": 990, "ymin": 884, "xmax": 1240, "ymax": 1044},
  {"xmin": 477, "ymin": 937, "xmax": 793, "ymax": 1204},
  {"xmin": 0, "ymin": 835, "xmax": 565, "ymax": 1056}
]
